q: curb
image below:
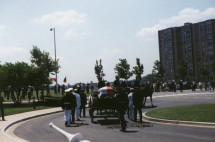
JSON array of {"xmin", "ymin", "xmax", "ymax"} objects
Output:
[
  {"xmin": 1, "ymin": 109, "xmax": 63, "ymax": 142},
  {"xmin": 143, "ymin": 112, "xmax": 215, "ymax": 128}
]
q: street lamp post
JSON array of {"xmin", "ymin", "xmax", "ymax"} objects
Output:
[{"xmin": 50, "ymin": 28, "xmax": 58, "ymax": 96}]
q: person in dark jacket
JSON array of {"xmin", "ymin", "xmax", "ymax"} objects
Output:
[
  {"xmin": 180, "ymin": 80, "xmax": 183, "ymax": 92},
  {"xmin": 98, "ymin": 77, "xmax": 105, "ymax": 89},
  {"xmin": 133, "ymin": 88, "xmax": 144, "ymax": 123},
  {"xmin": 0, "ymin": 96, "xmax": 5, "ymax": 121},
  {"xmin": 80, "ymin": 90, "xmax": 87, "ymax": 117},
  {"xmin": 61, "ymin": 88, "xmax": 76, "ymax": 126},
  {"xmin": 115, "ymin": 86, "xmax": 129, "ymax": 132}
]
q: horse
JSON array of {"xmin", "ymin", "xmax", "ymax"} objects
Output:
[{"xmin": 141, "ymin": 83, "xmax": 154, "ymax": 107}]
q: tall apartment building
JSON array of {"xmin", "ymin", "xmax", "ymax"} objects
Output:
[{"xmin": 158, "ymin": 19, "xmax": 215, "ymax": 81}]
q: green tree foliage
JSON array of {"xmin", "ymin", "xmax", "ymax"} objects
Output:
[
  {"xmin": 199, "ymin": 67, "xmax": 209, "ymax": 81},
  {"xmin": 94, "ymin": 59, "xmax": 105, "ymax": 81},
  {"xmin": 152, "ymin": 60, "xmax": 165, "ymax": 81},
  {"xmin": 143, "ymin": 73, "xmax": 159, "ymax": 83},
  {"xmin": 30, "ymin": 46, "xmax": 59, "ymax": 99},
  {"xmin": 114, "ymin": 58, "xmax": 133, "ymax": 80},
  {"xmin": 177, "ymin": 60, "xmax": 187, "ymax": 80},
  {"xmin": 133, "ymin": 58, "xmax": 144, "ymax": 81},
  {"xmin": 0, "ymin": 62, "xmax": 34, "ymax": 103}
]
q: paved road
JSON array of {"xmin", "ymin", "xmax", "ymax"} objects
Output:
[{"xmin": 14, "ymin": 91, "xmax": 215, "ymax": 142}]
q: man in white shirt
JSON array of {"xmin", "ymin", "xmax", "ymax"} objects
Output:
[
  {"xmin": 128, "ymin": 88, "xmax": 134, "ymax": 121},
  {"xmin": 74, "ymin": 89, "xmax": 81, "ymax": 121}
]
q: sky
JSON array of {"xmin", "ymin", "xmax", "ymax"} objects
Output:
[{"xmin": 0, "ymin": 0, "xmax": 215, "ymax": 85}]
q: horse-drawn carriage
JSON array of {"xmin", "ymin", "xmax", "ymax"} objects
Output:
[
  {"xmin": 88, "ymin": 84, "xmax": 154, "ymax": 123},
  {"xmin": 88, "ymin": 86, "xmax": 117, "ymax": 122}
]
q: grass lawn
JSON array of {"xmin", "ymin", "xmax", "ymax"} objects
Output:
[
  {"xmin": 3, "ymin": 103, "xmax": 53, "ymax": 116},
  {"xmin": 146, "ymin": 104, "xmax": 215, "ymax": 123}
]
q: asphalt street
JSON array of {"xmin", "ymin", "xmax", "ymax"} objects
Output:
[{"xmin": 14, "ymin": 91, "xmax": 215, "ymax": 142}]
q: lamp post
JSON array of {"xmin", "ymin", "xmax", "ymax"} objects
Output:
[{"xmin": 50, "ymin": 28, "xmax": 58, "ymax": 96}]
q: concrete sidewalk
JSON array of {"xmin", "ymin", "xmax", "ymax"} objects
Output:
[{"xmin": 0, "ymin": 107, "xmax": 62, "ymax": 142}]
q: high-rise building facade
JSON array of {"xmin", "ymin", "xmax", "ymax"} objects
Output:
[{"xmin": 158, "ymin": 19, "xmax": 215, "ymax": 81}]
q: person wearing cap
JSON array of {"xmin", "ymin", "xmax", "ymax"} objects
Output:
[
  {"xmin": 74, "ymin": 89, "xmax": 81, "ymax": 121},
  {"xmin": 61, "ymin": 88, "xmax": 76, "ymax": 126}
]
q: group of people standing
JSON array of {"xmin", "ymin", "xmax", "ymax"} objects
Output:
[
  {"xmin": 61, "ymin": 88, "xmax": 87, "ymax": 127},
  {"xmin": 111, "ymin": 76, "xmax": 153, "ymax": 131}
]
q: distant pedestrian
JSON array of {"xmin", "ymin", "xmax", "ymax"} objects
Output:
[
  {"xmin": 61, "ymin": 84, "xmax": 65, "ymax": 96},
  {"xmin": 128, "ymin": 88, "xmax": 134, "ymax": 121},
  {"xmin": 80, "ymin": 90, "xmax": 87, "ymax": 117},
  {"xmin": 32, "ymin": 97, "xmax": 36, "ymax": 109},
  {"xmin": 74, "ymin": 89, "xmax": 81, "ymax": 121},
  {"xmin": 86, "ymin": 83, "xmax": 90, "ymax": 94},
  {"xmin": 199, "ymin": 82, "xmax": 202, "ymax": 91},
  {"xmin": 90, "ymin": 81, "xmax": 94, "ymax": 93},
  {"xmin": 0, "ymin": 96, "xmax": 5, "ymax": 121},
  {"xmin": 180, "ymin": 80, "xmax": 183, "ymax": 92},
  {"xmin": 27, "ymin": 89, "xmax": 32, "ymax": 102}
]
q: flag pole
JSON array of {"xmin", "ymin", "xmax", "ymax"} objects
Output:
[{"xmin": 50, "ymin": 28, "xmax": 58, "ymax": 96}]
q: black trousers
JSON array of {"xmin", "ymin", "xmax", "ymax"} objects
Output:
[
  {"xmin": 0, "ymin": 106, "xmax": 5, "ymax": 120},
  {"xmin": 134, "ymin": 107, "xmax": 142, "ymax": 122},
  {"xmin": 118, "ymin": 110, "xmax": 126, "ymax": 130},
  {"xmin": 80, "ymin": 105, "xmax": 86, "ymax": 117},
  {"xmin": 71, "ymin": 108, "xmax": 75, "ymax": 123}
]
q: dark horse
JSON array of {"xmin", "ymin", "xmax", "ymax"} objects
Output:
[{"xmin": 141, "ymin": 83, "xmax": 154, "ymax": 107}]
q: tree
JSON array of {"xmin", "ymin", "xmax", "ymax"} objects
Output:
[
  {"xmin": 199, "ymin": 67, "xmax": 209, "ymax": 81},
  {"xmin": 177, "ymin": 60, "xmax": 187, "ymax": 80},
  {"xmin": 133, "ymin": 58, "xmax": 144, "ymax": 81},
  {"xmin": 94, "ymin": 59, "xmax": 105, "ymax": 81},
  {"xmin": 143, "ymin": 73, "xmax": 158, "ymax": 83},
  {"xmin": 152, "ymin": 60, "xmax": 165, "ymax": 81},
  {"xmin": 30, "ymin": 46, "xmax": 59, "ymax": 99},
  {"xmin": 0, "ymin": 62, "xmax": 34, "ymax": 103},
  {"xmin": 114, "ymin": 58, "xmax": 133, "ymax": 80}
]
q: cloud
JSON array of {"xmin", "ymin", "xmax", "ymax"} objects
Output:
[
  {"xmin": 88, "ymin": 48, "xmax": 122, "ymax": 62},
  {"xmin": 64, "ymin": 28, "xmax": 91, "ymax": 39},
  {"xmin": 0, "ymin": 46, "xmax": 27, "ymax": 54},
  {"xmin": 0, "ymin": 25, "xmax": 6, "ymax": 37},
  {"xmin": 136, "ymin": 24, "xmax": 166, "ymax": 40},
  {"xmin": 136, "ymin": 8, "xmax": 215, "ymax": 38},
  {"xmin": 103, "ymin": 48, "xmax": 121, "ymax": 56},
  {"xmin": 0, "ymin": 25, "xmax": 5, "ymax": 30},
  {"xmin": 159, "ymin": 8, "xmax": 215, "ymax": 26},
  {"xmin": 33, "ymin": 10, "xmax": 86, "ymax": 26}
]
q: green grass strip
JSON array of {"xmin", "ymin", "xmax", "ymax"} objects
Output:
[
  {"xmin": 146, "ymin": 104, "xmax": 215, "ymax": 123},
  {"xmin": 4, "ymin": 105, "xmax": 52, "ymax": 116}
]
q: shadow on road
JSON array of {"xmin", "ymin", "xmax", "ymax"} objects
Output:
[{"xmin": 97, "ymin": 119, "xmax": 120, "ymax": 125}]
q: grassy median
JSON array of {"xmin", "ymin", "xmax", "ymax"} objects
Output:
[
  {"xmin": 3, "ymin": 102, "xmax": 56, "ymax": 116},
  {"xmin": 146, "ymin": 104, "xmax": 215, "ymax": 123}
]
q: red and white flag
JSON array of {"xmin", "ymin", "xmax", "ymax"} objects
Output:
[{"xmin": 51, "ymin": 78, "xmax": 56, "ymax": 82}]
